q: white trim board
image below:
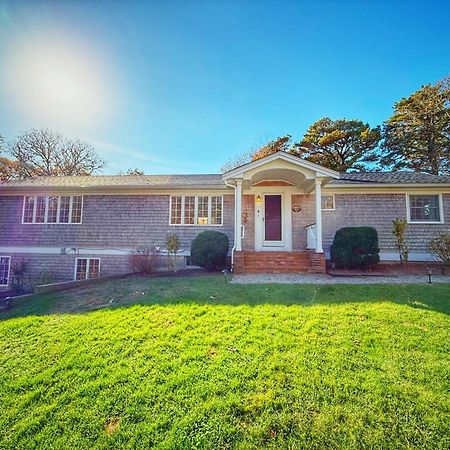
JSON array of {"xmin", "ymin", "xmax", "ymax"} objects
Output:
[{"xmin": 0, "ymin": 246, "xmax": 193, "ymax": 257}]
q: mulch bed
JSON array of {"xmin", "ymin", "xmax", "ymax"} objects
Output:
[{"xmin": 327, "ymin": 262, "xmax": 447, "ymax": 277}]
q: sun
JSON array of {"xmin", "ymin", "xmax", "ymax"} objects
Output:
[{"xmin": 6, "ymin": 36, "xmax": 112, "ymax": 129}]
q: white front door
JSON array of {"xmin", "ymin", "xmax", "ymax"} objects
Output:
[{"xmin": 263, "ymin": 194, "xmax": 283, "ymax": 247}]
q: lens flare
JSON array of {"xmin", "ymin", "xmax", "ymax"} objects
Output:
[{"xmin": 6, "ymin": 35, "xmax": 113, "ymax": 130}]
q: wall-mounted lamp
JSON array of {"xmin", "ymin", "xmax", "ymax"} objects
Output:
[{"xmin": 256, "ymin": 195, "xmax": 262, "ymax": 204}]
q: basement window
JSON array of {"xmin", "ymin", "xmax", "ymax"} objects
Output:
[
  {"xmin": 0, "ymin": 256, "xmax": 11, "ymax": 286},
  {"xmin": 75, "ymin": 258, "xmax": 101, "ymax": 280}
]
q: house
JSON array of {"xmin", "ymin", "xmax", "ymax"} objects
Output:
[{"xmin": 1, "ymin": 151, "xmax": 450, "ymax": 288}]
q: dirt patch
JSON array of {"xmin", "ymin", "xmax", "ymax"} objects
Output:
[{"xmin": 104, "ymin": 417, "xmax": 121, "ymax": 435}]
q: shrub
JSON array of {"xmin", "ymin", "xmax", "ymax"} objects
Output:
[
  {"xmin": 129, "ymin": 245, "xmax": 161, "ymax": 274},
  {"xmin": 428, "ymin": 234, "xmax": 450, "ymax": 265},
  {"xmin": 191, "ymin": 231, "xmax": 229, "ymax": 271},
  {"xmin": 166, "ymin": 233, "xmax": 180, "ymax": 272},
  {"xmin": 330, "ymin": 226, "xmax": 380, "ymax": 268},
  {"xmin": 392, "ymin": 218, "xmax": 408, "ymax": 264},
  {"xmin": 11, "ymin": 259, "xmax": 29, "ymax": 293}
]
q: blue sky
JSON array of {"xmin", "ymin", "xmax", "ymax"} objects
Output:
[{"xmin": 0, "ymin": 0, "xmax": 449, "ymax": 174}]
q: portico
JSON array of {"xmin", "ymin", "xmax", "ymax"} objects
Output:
[{"xmin": 222, "ymin": 152, "xmax": 339, "ymax": 273}]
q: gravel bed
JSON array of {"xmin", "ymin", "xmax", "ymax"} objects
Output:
[{"xmin": 231, "ymin": 273, "xmax": 450, "ymax": 285}]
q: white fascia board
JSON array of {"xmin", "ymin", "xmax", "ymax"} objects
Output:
[{"xmin": 222, "ymin": 152, "xmax": 340, "ymax": 180}]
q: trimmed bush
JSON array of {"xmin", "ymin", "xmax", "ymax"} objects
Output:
[
  {"xmin": 330, "ymin": 226, "xmax": 380, "ymax": 268},
  {"xmin": 191, "ymin": 231, "xmax": 229, "ymax": 271}
]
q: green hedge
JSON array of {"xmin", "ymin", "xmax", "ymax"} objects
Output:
[
  {"xmin": 190, "ymin": 231, "xmax": 229, "ymax": 271},
  {"xmin": 330, "ymin": 226, "xmax": 380, "ymax": 268}
]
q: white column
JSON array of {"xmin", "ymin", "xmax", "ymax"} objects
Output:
[
  {"xmin": 315, "ymin": 178, "xmax": 323, "ymax": 253},
  {"xmin": 235, "ymin": 179, "xmax": 243, "ymax": 251}
]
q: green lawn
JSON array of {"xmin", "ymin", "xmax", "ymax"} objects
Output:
[{"xmin": 1, "ymin": 275, "xmax": 449, "ymax": 449}]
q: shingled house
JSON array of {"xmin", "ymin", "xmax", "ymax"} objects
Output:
[{"xmin": 1, "ymin": 152, "xmax": 450, "ymax": 288}]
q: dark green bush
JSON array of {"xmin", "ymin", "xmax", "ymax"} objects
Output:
[
  {"xmin": 191, "ymin": 231, "xmax": 229, "ymax": 271},
  {"xmin": 330, "ymin": 226, "xmax": 380, "ymax": 268}
]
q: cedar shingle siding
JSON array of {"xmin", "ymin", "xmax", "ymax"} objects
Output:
[{"xmin": 0, "ymin": 194, "xmax": 235, "ymax": 249}]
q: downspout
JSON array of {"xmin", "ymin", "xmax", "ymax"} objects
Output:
[{"xmin": 224, "ymin": 179, "xmax": 237, "ymax": 271}]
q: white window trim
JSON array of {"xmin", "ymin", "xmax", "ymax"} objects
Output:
[
  {"xmin": 74, "ymin": 257, "xmax": 101, "ymax": 281},
  {"xmin": 169, "ymin": 195, "xmax": 224, "ymax": 227},
  {"xmin": 22, "ymin": 195, "xmax": 84, "ymax": 225},
  {"xmin": 405, "ymin": 193, "xmax": 444, "ymax": 224},
  {"xmin": 321, "ymin": 194, "xmax": 335, "ymax": 211},
  {"xmin": 0, "ymin": 256, "xmax": 11, "ymax": 287}
]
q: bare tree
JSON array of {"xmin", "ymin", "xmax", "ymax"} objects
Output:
[
  {"xmin": 8, "ymin": 128, "xmax": 104, "ymax": 178},
  {"xmin": 118, "ymin": 168, "xmax": 144, "ymax": 175}
]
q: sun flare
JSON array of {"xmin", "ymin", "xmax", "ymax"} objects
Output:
[{"xmin": 6, "ymin": 36, "xmax": 112, "ymax": 129}]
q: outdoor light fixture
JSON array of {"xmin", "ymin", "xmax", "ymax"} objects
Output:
[
  {"xmin": 427, "ymin": 268, "xmax": 432, "ymax": 284},
  {"xmin": 256, "ymin": 195, "xmax": 262, "ymax": 204}
]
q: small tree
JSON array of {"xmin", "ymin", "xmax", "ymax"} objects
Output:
[
  {"xmin": 392, "ymin": 218, "xmax": 409, "ymax": 264},
  {"xmin": 129, "ymin": 245, "xmax": 161, "ymax": 274},
  {"xmin": 166, "ymin": 233, "xmax": 180, "ymax": 272},
  {"xmin": 428, "ymin": 234, "xmax": 450, "ymax": 266}
]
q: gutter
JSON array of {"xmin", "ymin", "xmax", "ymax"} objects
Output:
[{"xmin": 224, "ymin": 179, "xmax": 237, "ymax": 271}]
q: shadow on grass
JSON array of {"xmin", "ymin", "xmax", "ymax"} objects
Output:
[{"xmin": 1, "ymin": 274, "xmax": 450, "ymax": 320}]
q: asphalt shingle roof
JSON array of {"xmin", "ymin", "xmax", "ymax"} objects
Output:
[
  {"xmin": 0, "ymin": 174, "xmax": 225, "ymax": 189},
  {"xmin": 330, "ymin": 171, "xmax": 450, "ymax": 185},
  {"xmin": 1, "ymin": 171, "xmax": 450, "ymax": 190}
]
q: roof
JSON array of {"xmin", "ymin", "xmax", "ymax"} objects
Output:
[
  {"xmin": 330, "ymin": 171, "xmax": 450, "ymax": 185},
  {"xmin": 222, "ymin": 151, "xmax": 340, "ymax": 180},
  {"xmin": 0, "ymin": 174, "xmax": 226, "ymax": 190},
  {"xmin": 1, "ymin": 170, "xmax": 450, "ymax": 191}
]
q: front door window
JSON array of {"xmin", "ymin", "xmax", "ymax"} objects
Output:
[{"xmin": 264, "ymin": 194, "xmax": 282, "ymax": 242}]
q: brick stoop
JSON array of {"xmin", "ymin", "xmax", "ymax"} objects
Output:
[
  {"xmin": 233, "ymin": 251, "xmax": 326, "ymax": 274},
  {"xmin": 308, "ymin": 252, "xmax": 326, "ymax": 274}
]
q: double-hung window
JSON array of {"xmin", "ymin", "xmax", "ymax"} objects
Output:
[
  {"xmin": 75, "ymin": 258, "xmax": 101, "ymax": 280},
  {"xmin": 0, "ymin": 257, "xmax": 11, "ymax": 286},
  {"xmin": 170, "ymin": 195, "xmax": 223, "ymax": 226},
  {"xmin": 22, "ymin": 195, "xmax": 83, "ymax": 224},
  {"xmin": 321, "ymin": 195, "xmax": 335, "ymax": 211},
  {"xmin": 407, "ymin": 194, "xmax": 443, "ymax": 223}
]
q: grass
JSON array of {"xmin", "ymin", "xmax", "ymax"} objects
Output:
[{"xmin": 0, "ymin": 275, "xmax": 449, "ymax": 449}]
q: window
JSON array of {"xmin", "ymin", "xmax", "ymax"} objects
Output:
[
  {"xmin": 47, "ymin": 196, "xmax": 58, "ymax": 223},
  {"xmin": 23, "ymin": 196, "xmax": 35, "ymax": 223},
  {"xmin": 170, "ymin": 196, "xmax": 182, "ymax": 225},
  {"xmin": 197, "ymin": 196, "xmax": 209, "ymax": 225},
  {"xmin": 407, "ymin": 194, "xmax": 443, "ymax": 223},
  {"xmin": 22, "ymin": 195, "xmax": 83, "ymax": 224},
  {"xmin": 321, "ymin": 195, "xmax": 335, "ymax": 210},
  {"xmin": 184, "ymin": 196, "xmax": 195, "ymax": 225},
  {"xmin": 0, "ymin": 256, "xmax": 11, "ymax": 286},
  {"xmin": 75, "ymin": 258, "xmax": 100, "ymax": 280},
  {"xmin": 170, "ymin": 195, "xmax": 223, "ymax": 226},
  {"xmin": 211, "ymin": 196, "xmax": 223, "ymax": 225},
  {"xmin": 59, "ymin": 196, "xmax": 70, "ymax": 223}
]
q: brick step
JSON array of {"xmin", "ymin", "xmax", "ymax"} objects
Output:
[{"xmin": 233, "ymin": 251, "xmax": 325, "ymax": 274}]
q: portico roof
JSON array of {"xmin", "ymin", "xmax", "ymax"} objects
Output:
[{"xmin": 222, "ymin": 151, "xmax": 340, "ymax": 192}]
